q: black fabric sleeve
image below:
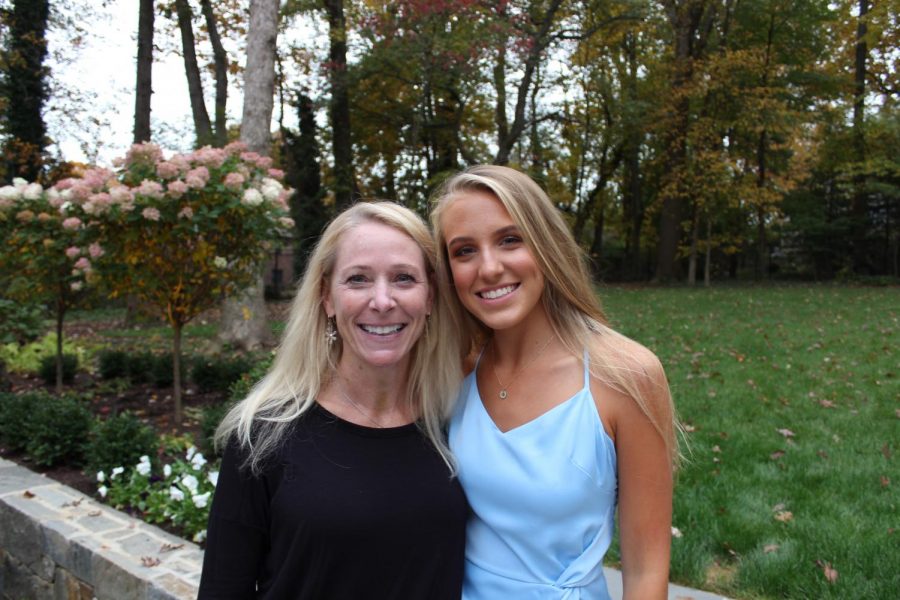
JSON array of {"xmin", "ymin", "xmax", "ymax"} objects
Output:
[{"xmin": 197, "ymin": 439, "xmax": 272, "ymax": 599}]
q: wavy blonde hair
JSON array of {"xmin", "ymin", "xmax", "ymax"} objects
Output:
[
  {"xmin": 431, "ymin": 165, "xmax": 680, "ymax": 465},
  {"xmin": 217, "ymin": 201, "xmax": 462, "ymax": 474}
]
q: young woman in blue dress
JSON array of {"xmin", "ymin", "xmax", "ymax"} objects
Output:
[{"xmin": 431, "ymin": 166, "xmax": 680, "ymax": 600}]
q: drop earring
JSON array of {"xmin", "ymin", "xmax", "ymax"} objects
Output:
[{"xmin": 326, "ymin": 317, "xmax": 337, "ymax": 347}]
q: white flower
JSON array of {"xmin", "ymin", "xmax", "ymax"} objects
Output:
[
  {"xmin": 0, "ymin": 185, "xmax": 19, "ymax": 201},
  {"xmin": 191, "ymin": 452, "xmax": 207, "ymax": 470},
  {"xmin": 261, "ymin": 178, "xmax": 283, "ymax": 201},
  {"xmin": 208, "ymin": 471, "xmax": 219, "ymax": 487},
  {"xmin": 111, "ymin": 466, "xmax": 125, "ymax": 479},
  {"xmin": 185, "ymin": 445, "xmax": 197, "ymax": 460},
  {"xmin": 181, "ymin": 474, "xmax": 199, "ymax": 493},
  {"xmin": 98, "ymin": 485, "xmax": 108, "ymax": 498},
  {"xmin": 96, "ymin": 470, "xmax": 106, "ymax": 483},
  {"xmin": 241, "ymin": 188, "xmax": 264, "ymax": 207},
  {"xmin": 23, "ymin": 182, "xmax": 43, "ymax": 200},
  {"xmin": 163, "ymin": 464, "xmax": 172, "ymax": 478},
  {"xmin": 136, "ymin": 459, "xmax": 151, "ymax": 477},
  {"xmin": 192, "ymin": 491, "xmax": 211, "ymax": 508},
  {"xmin": 213, "ymin": 256, "xmax": 227, "ymax": 269},
  {"xmin": 169, "ymin": 486, "xmax": 185, "ymax": 502},
  {"xmin": 192, "ymin": 529, "xmax": 207, "ymax": 544}
]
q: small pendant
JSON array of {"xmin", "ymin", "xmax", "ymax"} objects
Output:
[{"xmin": 499, "ymin": 389, "xmax": 508, "ymax": 399}]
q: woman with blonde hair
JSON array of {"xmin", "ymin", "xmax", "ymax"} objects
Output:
[
  {"xmin": 432, "ymin": 165, "xmax": 678, "ymax": 599},
  {"xmin": 199, "ymin": 201, "xmax": 467, "ymax": 599}
]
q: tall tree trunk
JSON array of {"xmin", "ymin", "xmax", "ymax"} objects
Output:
[
  {"xmin": 756, "ymin": 129, "xmax": 769, "ymax": 279},
  {"xmin": 704, "ymin": 213, "xmax": 712, "ymax": 286},
  {"xmin": 688, "ymin": 202, "xmax": 699, "ymax": 285},
  {"xmin": 324, "ymin": 0, "xmax": 356, "ymax": 209},
  {"xmin": 493, "ymin": 6, "xmax": 509, "ymax": 158},
  {"xmin": 174, "ymin": 0, "xmax": 213, "ymax": 145},
  {"xmin": 655, "ymin": 0, "xmax": 716, "ymax": 282},
  {"xmin": 588, "ymin": 191, "xmax": 606, "ymax": 279},
  {"xmin": 494, "ymin": 0, "xmax": 564, "ymax": 164},
  {"xmin": 54, "ymin": 297, "xmax": 65, "ymax": 394},
  {"xmin": 851, "ymin": 0, "xmax": 869, "ymax": 273},
  {"xmin": 220, "ymin": 0, "xmax": 279, "ymax": 351},
  {"xmin": 622, "ymin": 33, "xmax": 644, "ymax": 280},
  {"xmin": 172, "ymin": 322, "xmax": 183, "ymax": 426},
  {"xmin": 133, "ymin": 0, "xmax": 154, "ymax": 143},
  {"xmin": 1, "ymin": 0, "xmax": 50, "ymax": 182},
  {"xmin": 200, "ymin": 0, "xmax": 228, "ymax": 146}
]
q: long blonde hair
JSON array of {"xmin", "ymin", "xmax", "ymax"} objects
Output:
[
  {"xmin": 431, "ymin": 165, "xmax": 680, "ymax": 465},
  {"xmin": 217, "ymin": 201, "xmax": 462, "ymax": 474}
]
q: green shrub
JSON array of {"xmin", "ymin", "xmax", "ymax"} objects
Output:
[
  {"xmin": 38, "ymin": 353, "xmax": 79, "ymax": 386},
  {"xmin": 98, "ymin": 349, "xmax": 129, "ymax": 380},
  {"xmin": 199, "ymin": 401, "xmax": 232, "ymax": 458},
  {"xmin": 125, "ymin": 352, "xmax": 156, "ymax": 384},
  {"xmin": 192, "ymin": 355, "xmax": 253, "ymax": 394},
  {"xmin": 152, "ymin": 353, "xmax": 174, "ymax": 387},
  {"xmin": 0, "ymin": 299, "xmax": 45, "ymax": 345},
  {"xmin": 0, "ymin": 333, "xmax": 87, "ymax": 374},
  {"xmin": 0, "ymin": 392, "xmax": 35, "ymax": 451},
  {"xmin": 86, "ymin": 411, "xmax": 158, "ymax": 476},
  {"xmin": 25, "ymin": 394, "xmax": 92, "ymax": 466}
]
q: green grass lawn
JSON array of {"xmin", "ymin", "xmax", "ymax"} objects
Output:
[{"xmin": 599, "ymin": 284, "xmax": 898, "ymax": 599}]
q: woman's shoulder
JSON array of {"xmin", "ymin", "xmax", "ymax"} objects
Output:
[{"xmin": 588, "ymin": 328, "xmax": 667, "ymax": 388}]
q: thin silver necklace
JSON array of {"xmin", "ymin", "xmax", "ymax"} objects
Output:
[
  {"xmin": 489, "ymin": 335, "xmax": 555, "ymax": 400},
  {"xmin": 337, "ymin": 380, "xmax": 389, "ymax": 428}
]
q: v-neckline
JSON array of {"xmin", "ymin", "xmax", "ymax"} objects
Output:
[{"xmin": 473, "ymin": 370, "xmax": 588, "ymax": 435}]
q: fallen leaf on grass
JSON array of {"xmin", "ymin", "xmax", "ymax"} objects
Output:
[
  {"xmin": 777, "ymin": 428, "xmax": 795, "ymax": 438},
  {"xmin": 817, "ymin": 450, "xmax": 829, "ymax": 460},
  {"xmin": 816, "ymin": 560, "xmax": 838, "ymax": 583},
  {"xmin": 774, "ymin": 511, "xmax": 793, "ymax": 522},
  {"xmin": 141, "ymin": 556, "xmax": 160, "ymax": 567},
  {"xmin": 763, "ymin": 544, "xmax": 780, "ymax": 553},
  {"xmin": 683, "ymin": 424, "xmax": 696, "ymax": 433},
  {"xmin": 818, "ymin": 399, "xmax": 836, "ymax": 408},
  {"xmin": 671, "ymin": 526, "xmax": 683, "ymax": 538},
  {"xmin": 881, "ymin": 476, "xmax": 890, "ymax": 488},
  {"xmin": 895, "ymin": 409, "xmax": 900, "ymax": 419},
  {"xmin": 770, "ymin": 450, "xmax": 785, "ymax": 460},
  {"xmin": 712, "ymin": 445, "xmax": 721, "ymax": 453},
  {"xmin": 881, "ymin": 443, "xmax": 892, "ymax": 460}
]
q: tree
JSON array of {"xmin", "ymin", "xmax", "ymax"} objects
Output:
[
  {"xmin": 134, "ymin": 0, "xmax": 155, "ymax": 144},
  {"xmin": 0, "ymin": 177, "xmax": 97, "ymax": 392},
  {"xmin": 282, "ymin": 92, "xmax": 327, "ymax": 276},
  {"xmin": 323, "ymin": 0, "xmax": 356, "ymax": 208},
  {"xmin": 0, "ymin": 0, "xmax": 50, "ymax": 183},
  {"xmin": 71, "ymin": 142, "xmax": 294, "ymax": 424},
  {"xmin": 219, "ymin": 0, "xmax": 280, "ymax": 352}
]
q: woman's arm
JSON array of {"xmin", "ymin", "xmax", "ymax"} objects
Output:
[
  {"xmin": 197, "ymin": 442, "xmax": 269, "ymax": 599},
  {"xmin": 596, "ymin": 348, "xmax": 674, "ymax": 600}
]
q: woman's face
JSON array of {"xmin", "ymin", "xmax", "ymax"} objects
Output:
[
  {"xmin": 441, "ymin": 190, "xmax": 545, "ymax": 332},
  {"xmin": 324, "ymin": 221, "xmax": 433, "ymax": 371}
]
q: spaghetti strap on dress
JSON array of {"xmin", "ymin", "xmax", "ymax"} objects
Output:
[{"xmin": 449, "ymin": 350, "xmax": 618, "ymax": 599}]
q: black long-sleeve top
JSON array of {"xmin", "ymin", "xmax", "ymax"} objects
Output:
[{"xmin": 198, "ymin": 403, "xmax": 468, "ymax": 599}]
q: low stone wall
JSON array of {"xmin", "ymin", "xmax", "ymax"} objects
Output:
[{"xmin": 0, "ymin": 458, "xmax": 202, "ymax": 599}]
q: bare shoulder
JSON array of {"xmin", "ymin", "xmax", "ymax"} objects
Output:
[
  {"xmin": 589, "ymin": 330, "xmax": 667, "ymax": 388},
  {"xmin": 586, "ymin": 329, "xmax": 673, "ymax": 434}
]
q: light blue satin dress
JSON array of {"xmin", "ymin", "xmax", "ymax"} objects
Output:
[{"xmin": 449, "ymin": 351, "xmax": 618, "ymax": 599}]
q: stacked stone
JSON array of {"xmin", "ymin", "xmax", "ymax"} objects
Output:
[{"xmin": 0, "ymin": 458, "xmax": 201, "ymax": 600}]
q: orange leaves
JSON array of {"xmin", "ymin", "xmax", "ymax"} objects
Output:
[
  {"xmin": 772, "ymin": 503, "xmax": 793, "ymax": 523},
  {"xmin": 816, "ymin": 560, "xmax": 839, "ymax": 584}
]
